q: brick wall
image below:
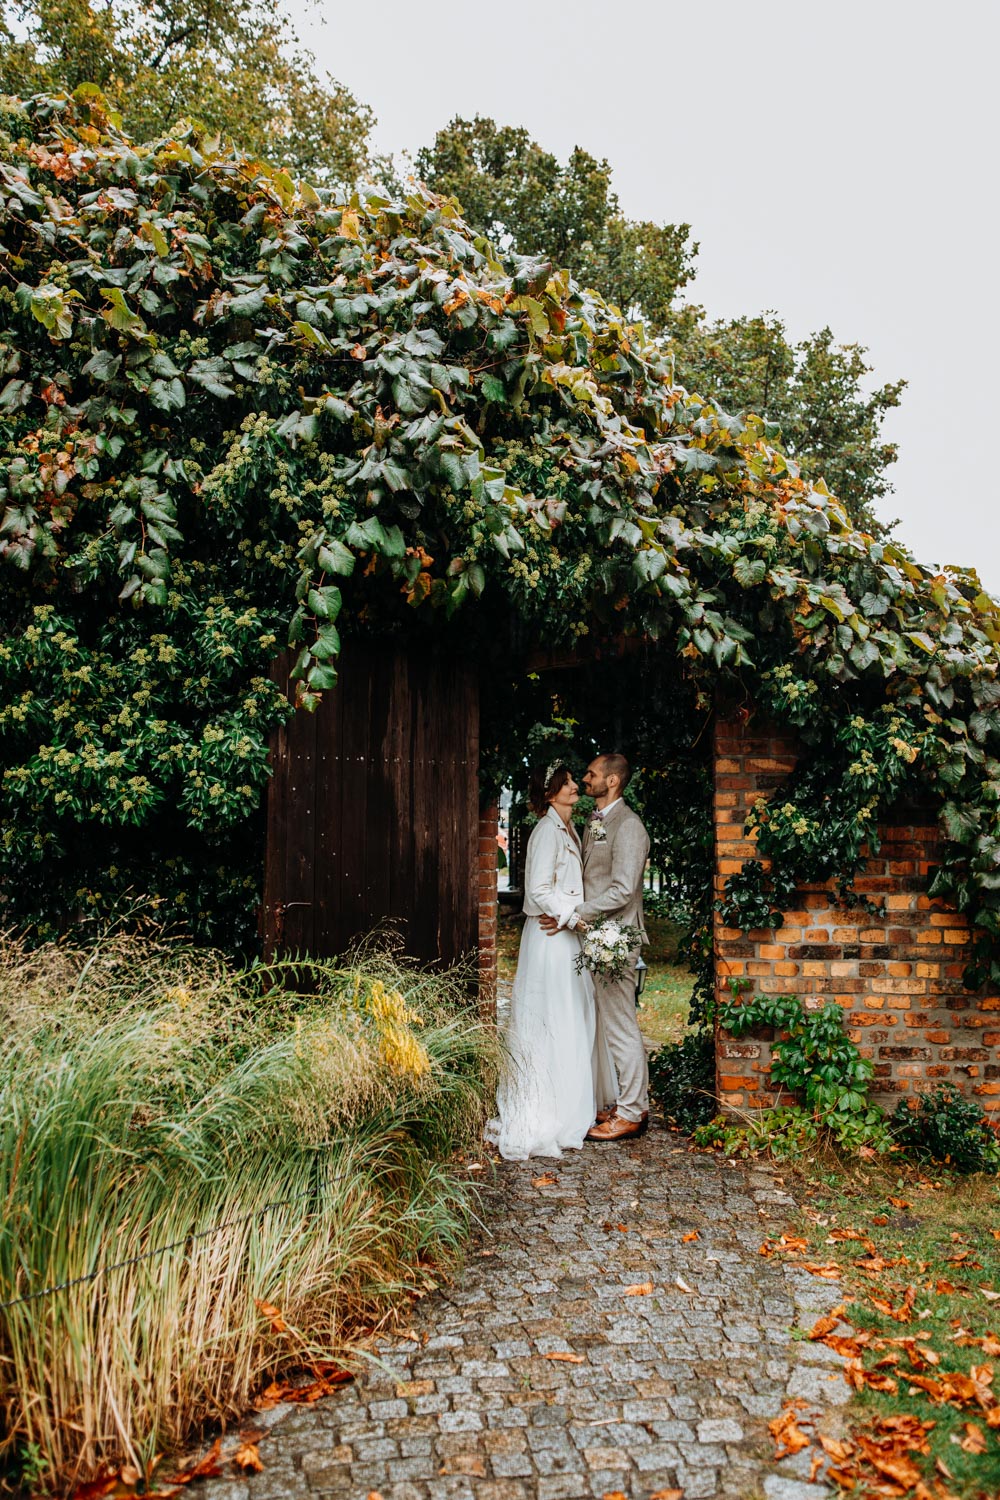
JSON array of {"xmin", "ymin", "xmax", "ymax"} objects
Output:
[
  {"xmin": 714, "ymin": 715, "xmax": 1000, "ymax": 1118},
  {"xmin": 478, "ymin": 801, "xmax": 499, "ymax": 1008}
]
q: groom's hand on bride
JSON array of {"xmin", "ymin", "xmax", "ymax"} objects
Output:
[{"xmin": 538, "ymin": 915, "xmax": 560, "ymax": 935}]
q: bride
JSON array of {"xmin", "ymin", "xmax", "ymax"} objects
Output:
[{"xmin": 487, "ymin": 763, "xmax": 616, "ymax": 1160}]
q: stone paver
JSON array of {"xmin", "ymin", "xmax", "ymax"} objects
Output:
[{"xmin": 198, "ymin": 1129, "xmax": 848, "ymax": 1499}]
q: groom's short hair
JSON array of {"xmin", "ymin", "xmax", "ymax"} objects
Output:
[{"xmin": 599, "ymin": 752, "xmax": 631, "ymax": 789}]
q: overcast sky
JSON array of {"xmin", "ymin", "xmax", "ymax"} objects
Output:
[{"xmin": 292, "ymin": 0, "xmax": 999, "ymax": 590}]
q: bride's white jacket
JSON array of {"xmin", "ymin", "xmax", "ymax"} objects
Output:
[{"xmin": 520, "ymin": 805, "xmax": 584, "ymax": 927}]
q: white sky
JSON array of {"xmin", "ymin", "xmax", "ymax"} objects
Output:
[{"xmin": 292, "ymin": 0, "xmax": 999, "ymax": 590}]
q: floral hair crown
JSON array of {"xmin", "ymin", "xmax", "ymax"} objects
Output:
[{"xmin": 544, "ymin": 759, "xmax": 565, "ymax": 787}]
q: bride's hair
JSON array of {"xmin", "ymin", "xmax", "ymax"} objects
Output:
[{"xmin": 528, "ymin": 763, "xmax": 570, "ymax": 817}]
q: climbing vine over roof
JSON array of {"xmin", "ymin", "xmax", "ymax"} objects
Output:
[{"xmin": 2, "ymin": 90, "xmax": 1000, "ymax": 970}]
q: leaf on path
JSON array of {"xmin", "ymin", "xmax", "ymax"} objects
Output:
[
  {"xmin": 255, "ymin": 1365, "xmax": 353, "ymax": 1407},
  {"xmin": 809, "ymin": 1306, "xmax": 846, "ymax": 1339},
  {"xmin": 532, "ymin": 1173, "xmax": 557, "ymax": 1187},
  {"xmin": 768, "ymin": 1403, "xmax": 811, "ymax": 1459},
  {"xmin": 648, "ymin": 1490, "xmax": 684, "ymax": 1500},
  {"xmin": 818, "ymin": 1434, "xmax": 854, "ymax": 1462},
  {"xmin": 674, "ymin": 1275, "xmax": 695, "ymax": 1294},
  {"xmin": 166, "ymin": 1439, "xmax": 225, "ymax": 1487},
  {"xmin": 808, "ymin": 1451, "xmax": 823, "ymax": 1482},
  {"xmin": 543, "ymin": 1351, "xmax": 584, "ymax": 1363},
  {"xmin": 802, "ymin": 1261, "xmax": 842, "ymax": 1279},
  {"xmin": 232, "ymin": 1443, "xmax": 263, "ymax": 1473},
  {"xmin": 681, "ymin": 1231, "xmax": 699, "ymax": 1242},
  {"xmin": 624, "ymin": 1281, "xmax": 653, "ymax": 1296}
]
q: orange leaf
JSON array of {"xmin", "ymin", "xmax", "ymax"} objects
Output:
[
  {"xmin": 624, "ymin": 1281, "xmax": 653, "ymax": 1296},
  {"xmin": 233, "ymin": 1443, "xmax": 263, "ymax": 1473},
  {"xmin": 888, "ymin": 1196, "xmax": 911, "ymax": 1209},
  {"xmin": 532, "ymin": 1173, "xmax": 557, "ymax": 1187},
  {"xmin": 543, "ymin": 1351, "xmax": 585, "ymax": 1363},
  {"xmin": 810, "ymin": 1306, "xmax": 846, "ymax": 1339},
  {"xmin": 768, "ymin": 1405, "xmax": 812, "ymax": 1459},
  {"xmin": 602, "ymin": 1493, "xmax": 628, "ymax": 1500},
  {"xmin": 681, "ymin": 1231, "xmax": 699, "ymax": 1243},
  {"xmin": 802, "ymin": 1261, "xmax": 842, "ymax": 1279},
  {"xmin": 648, "ymin": 1491, "xmax": 684, "ymax": 1500},
  {"xmin": 960, "ymin": 1422, "xmax": 986, "ymax": 1454},
  {"xmin": 170, "ymin": 1439, "xmax": 225, "ymax": 1485},
  {"xmin": 819, "ymin": 1434, "xmax": 855, "ymax": 1462},
  {"xmin": 68, "ymin": 1473, "xmax": 121, "ymax": 1500},
  {"xmin": 255, "ymin": 1299, "xmax": 288, "ymax": 1334}
]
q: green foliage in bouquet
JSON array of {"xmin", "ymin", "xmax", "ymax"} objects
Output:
[{"xmin": 2, "ymin": 91, "xmax": 1000, "ymax": 962}]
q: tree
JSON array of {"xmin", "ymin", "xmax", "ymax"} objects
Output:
[
  {"xmin": 672, "ymin": 315, "xmax": 905, "ymax": 536},
  {"xmin": 415, "ymin": 115, "xmax": 696, "ymax": 327},
  {"xmin": 0, "ymin": 0, "xmax": 373, "ymax": 183},
  {"xmin": 416, "ymin": 116, "xmax": 903, "ymax": 535}
]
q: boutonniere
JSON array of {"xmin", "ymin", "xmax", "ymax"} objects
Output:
[{"xmin": 588, "ymin": 812, "xmax": 607, "ymax": 843}]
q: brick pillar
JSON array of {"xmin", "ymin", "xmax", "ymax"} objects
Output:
[
  {"xmin": 478, "ymin": 801, "xmax": 499, "ymax": 1011},
  {"xmin": 712, "ymin": 713, "xmax": 1000, "ymax": 1118}
]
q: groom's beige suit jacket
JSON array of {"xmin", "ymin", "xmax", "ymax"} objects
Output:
[{"xmin": 572, "ymin": 799, "xmax": 649, "ymax": 940}]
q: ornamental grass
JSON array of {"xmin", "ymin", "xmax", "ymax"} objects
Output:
[{"xmin": 0, "ymin": 930, "xmax": 498, "ymax": 1495}]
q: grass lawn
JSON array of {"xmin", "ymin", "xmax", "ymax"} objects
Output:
[
  {"xmin": 771, "ymin": 1154, "xmax": 1000, "ymax": 1496},
  {"xmin": 497, "ymin": 909, "xmax": 694, "ymax": 1049}
]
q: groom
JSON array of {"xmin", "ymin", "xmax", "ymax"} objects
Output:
[{"xmin": 540, "ymin": 752, "xmax": 651, "ymax": 1142}]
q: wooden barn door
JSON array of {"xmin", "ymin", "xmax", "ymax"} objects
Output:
[{"xmin": 262, "ymin": 644, "xmax": 479, "ymax": 966}]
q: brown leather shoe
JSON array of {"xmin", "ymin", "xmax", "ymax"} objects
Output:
[
  {"xmin": 586, "ymin": 1112, "xmax": 649, "ymax": 1143},
  {"xmin": 594, "ymin": 1107, "xmax": 649, "ymax": 1127}
]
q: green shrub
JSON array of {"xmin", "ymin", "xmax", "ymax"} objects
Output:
[
  {"xmin": 891, "ymin": 1085, "xmax": 1000, "ymax": 1175},
  {"xmin": 648, "ymin": 1031, "xmax": 717, "ymax": 1134}
]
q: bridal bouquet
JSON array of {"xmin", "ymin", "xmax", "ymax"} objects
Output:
[{"xmin": 574, "ymin": 917, "xmax": 643, "ymax": 982}]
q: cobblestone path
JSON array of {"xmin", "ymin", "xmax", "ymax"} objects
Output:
[{"xmin": 201, "ymin": 1130, "xmax": 851, "ymax": 1500}]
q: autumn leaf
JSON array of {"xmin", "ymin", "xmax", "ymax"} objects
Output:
[
  {"xmin": 888, "ymin": 1196, "xmax": 911, "ymax": 1209},
  {"xmin": 768, "ymin": 1403, "xmax": 812, "ymax": 1459},
  {"xmin": 232, "ymin": 1443, "xmax": 263, "ymax": 1473},
  {"xmin": 681, "ymin": 1230, "xmax": 699, "ymax": 1243},
  {"xmin": 543, "ymin": 1351, "xmax": 584, "ymax": 1363},
  {"xmin": 624, "ymin": 1281, "xmax": 653, "ymax": 1296},
  {"xmin": 255, "ymin": 1299, "xmax": 288, "ymax": 1334},
  {"xmin": 802, "ymin": 1262, "xmax": 842, "ymax": 1279},
  {"xmin": 959, "ymin": 1422, "xmax": 986, "ymax": 1453},
  {"xmin": 648, "ymin": 1491, "xmax": 684, "ymax": 1500},
  {"xmin": 819, "ymin": 1434, "xmax": 855, "ymax": 1462},
  {"xmin": 532, "ymin": 1173, "xmax": 557, "ymax": 1187},
  {"xmin": 809, "ymin": 1306, "xmax": 846, "ymax": 1339}
]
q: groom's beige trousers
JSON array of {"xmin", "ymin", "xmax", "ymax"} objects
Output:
[{"xmin": 595, "ymin": 960, "xmax": 649, "ymax": 1123}]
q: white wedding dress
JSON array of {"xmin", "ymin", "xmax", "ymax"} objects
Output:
[{"xmin": 486, "ymin": 806, "xmax": 617, "ymax": 1160}]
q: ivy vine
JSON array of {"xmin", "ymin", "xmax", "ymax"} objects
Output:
[{"xmin": 1, "ymin": 91, "xmax": 1000, "ymax": 964}]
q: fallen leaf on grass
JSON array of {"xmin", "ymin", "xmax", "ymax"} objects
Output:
[
  {"xmin": 980, "ymin": 1286, "xmax": 1000, "ymax": 1301},
  {"xmin": 888, "ymin": 1196, "xmax": 911, "ymax": 1209},
  {"xmin": 232, "ymin": 1444, "xmax": 263, "ymax": 1473},
  {"xmin": 532, "ymin": 1173, "xmax": 557, "ymax": 1186},
  {"xmin": 624, "ymin": 1281, "xmax": 653, "ymax": 1296},
  {"xmin": 681, "ymin": 1231, "xmax": 699, "ymax": 1243},
  {"xmin": 959, "ymin": 1422, "xmax": 986, "ymax": 1454},
  {"xmin": 768, "ymin": 1403, "xmax": 811, "ymax": 1459},
  {"xmin": 543, "ymin": 1351, "xmax": 585, "ymax": 1363}
]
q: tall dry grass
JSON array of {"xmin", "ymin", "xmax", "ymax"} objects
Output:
[{"xmin": 0, "ymin": 931, "xmax": 498, "ymax": 1495}]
